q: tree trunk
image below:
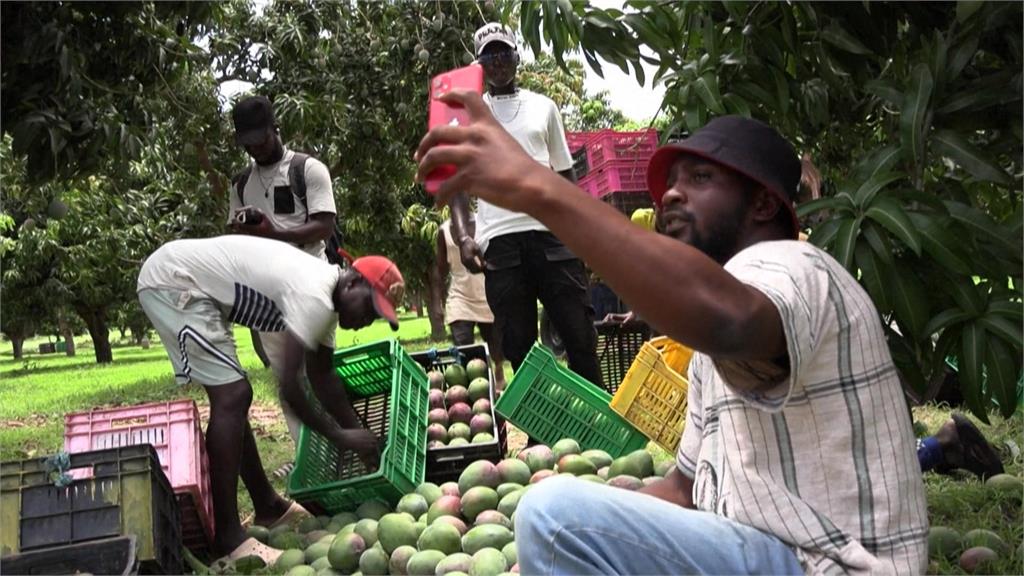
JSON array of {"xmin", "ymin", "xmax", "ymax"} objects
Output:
[
  {"xmin": 76, "ymin": 306, "xmax": 113, "ymax": 363},
  {"xmin": 118, "ymin": 326, "xmax": 127, "ymax": 340},
  {"xmin": 58, "ymin": 311, "xmax": 76, "ymax": 357},
  {"xmin": 425, "ymin": 267, "xmax": 447, "ymax": 341},
  {"xmin": 11, "ymin": 337, "xmax": 24, "ymax": 360}
]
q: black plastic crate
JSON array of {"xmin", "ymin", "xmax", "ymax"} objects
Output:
[
  {"xmin": 572, "ymin": 147, "xmax": 590, "ymax": 179},
  {"xmin": 595, "ymin": 320, "xmax": 651, "ymax": 395},
  {"xmin": 0, "ymin": 445, "xmax": 182, "ymax": 575},
  {"xmin": 0, "ymin": 535, "xmax": 138, "ymax": 576},
  {"xmin": 410, "ymin": 344, "xmax": 508, "ymax": 483}
]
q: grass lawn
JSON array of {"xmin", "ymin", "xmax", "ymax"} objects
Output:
[{"xmin": 1, "ymin": 325, "xmax": 1021, "ymax": 574}]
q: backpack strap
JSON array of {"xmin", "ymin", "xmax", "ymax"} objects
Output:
[
  {"xmin": 287, "ymin": 152, "xmax": 310, "ymax": 222},
  {"xmin": 286, "ymin": 152, "xmax": 346, "ymax": 266},
  {"xmin": 232, "ymin": 166, "xmax": 252, "ymax": 205}
]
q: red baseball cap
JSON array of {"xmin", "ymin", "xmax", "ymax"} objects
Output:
[{"xmin": 351, "ymin": 255, "xmax": 405, "ymax": 331}]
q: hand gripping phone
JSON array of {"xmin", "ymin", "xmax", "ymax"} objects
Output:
[{"xmin": 424, "ymin": 64, "xmax": 484, "ymax": 195}]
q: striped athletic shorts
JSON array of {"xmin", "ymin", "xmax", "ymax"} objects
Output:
[{"xmin": 138, "ymin": 288, "xmax": 247, "ymax": 387}]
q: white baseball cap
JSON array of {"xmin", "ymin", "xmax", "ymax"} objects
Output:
[{"xmin": 474, "ymin": 23, "xmax": 517, "ymax": 56}]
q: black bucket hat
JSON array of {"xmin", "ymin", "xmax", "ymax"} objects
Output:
[{"xmin": 647, "ymin": 116, "xmax": 801, "ymax": 239}]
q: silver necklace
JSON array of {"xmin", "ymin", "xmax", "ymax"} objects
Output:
[
  {"xmin": 489, "ymin": 91, "xmax": 522, "ymax": 124},
  {"xmin": 254, "ymin": 161, "xmax": 278, "ymax": 198}
]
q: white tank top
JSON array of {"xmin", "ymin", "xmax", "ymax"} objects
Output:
[{"xmin": 441, "ymin": 221, "xmax": 494, "ymax": 324}]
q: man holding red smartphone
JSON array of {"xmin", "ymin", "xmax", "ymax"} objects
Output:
[{"xmin": 446, "ymin": 23, "xmax": 602, "ymax": 389}]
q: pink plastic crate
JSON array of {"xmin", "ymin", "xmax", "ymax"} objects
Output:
[
  {"xmin": 578, "ymin": 159, "xmax": 650, "ymax": 198},
  {"xmin": 586, "ymin": 128, "xmax": 658, "ymax": 167},
  {"xmin": 64, "ymin": 400, "xmax": 213, "ymax": 555},
  {"xmin": 566, "ymin": 131, "xmax": 593, "ymax": 153}
]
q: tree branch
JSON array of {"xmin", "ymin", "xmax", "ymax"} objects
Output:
[{"xmin": 195, "ymin": 140, "xmax": 228, "ymax": 201}]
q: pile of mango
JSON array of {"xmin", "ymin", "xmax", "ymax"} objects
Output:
[
  {"xmin": 926, "ymin": 474, "xmax": 1023, "ymax": 573},
  {"xmin": 426, "ymin": 360, "xmax": 495, "ymax": 447},
  {"xmin": 207, "ymin": 439, "xmax": 673, "ymax": 575}
]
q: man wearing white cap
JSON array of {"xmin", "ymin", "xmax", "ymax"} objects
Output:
[{"xmin": 446, "ymin": 23, "xmax": 602, "ymax": 389}]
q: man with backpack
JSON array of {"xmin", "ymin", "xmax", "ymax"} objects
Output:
[{"xmin": 229, "ymin": 95, "xmax": 343, "ymax": 464}]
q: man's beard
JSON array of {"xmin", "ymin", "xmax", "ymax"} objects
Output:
[{"xmin": 663, "ymin": 204, "xmax": 745, "ymax": 264}]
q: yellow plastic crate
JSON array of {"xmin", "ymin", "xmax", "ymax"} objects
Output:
[{"xmin": 610, "ymin": 337, "xmax": 693, "ymax": 453}]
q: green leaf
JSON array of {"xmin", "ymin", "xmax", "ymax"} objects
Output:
[
  {"xmin": 956, "ymin": 0, "xmax": 984, "ymax": 23},
  {"xmin": 893, "ymin": 188, "xmax": 949, "ymax": 214},
  {"xmin": 808, "ymin": 217, "xmax": 842, "ymax": 249},
  {"xmin": 855, "ymin": 240, "xmax": 892, "ymax": 313},
  {"xmin": 985, "ymin": 337, "xmax": 1019, "ymax": 418},
  {"xmin": 734, "ymin": 81, "xmax": 776, "ymax": 108},
  {"xmin": 853, "ymin": 172, "xmax": 903, "ymax": 208},
  {"xmin": 888, "ymin": 329, "xmax": 928, "ymax": 396},
  {"xmin": 888, "ymin": 265, "xmax": 930, "ymax": 340},
  {"xmin": 943, "ymin": 201, "xmax": 1022, "ymax": 256},
  {"xmin": 796, "ymin": 196, "xmax": 848, "ymax": 218},
  {"xmin": 864, "ymin": 79, "xmax": 902, "ymax": 105},
  {"xmin": 960, "ymin": 321, "xmax": 990, "ymax": 423},
  {"xmin": 834, "ymin": 216, "xmax": 862, "ymax": 271},
  {"xmin": 865, "ymin": 197, "xmax": 922, "ymax": 256},
  {"xmin": 771, "ymin": 67, "xmax": 790, "ymax": 114},
  {"xmin": 684, "ymin": 91, "xmax": 704, "ymax": 133},
  {"xmin": 693, "ymin": 74, "xmax": 725, "ymax": 115},
  {"xmin": 703, "ymin": 12, "xmax": 717, "ymax": 64},
  {"xmin": 820, "ymin": 21, "xmax": 872, "ymax": 55},
  {"xmin": 936, "ymin": 84, "xmax": 1012, "ymax": 115},
  {"xmin": 946, "ymin": 35, "xmax": 978, "ymax": 80},
  {"xmin": 721, "ymin": 93, "xmax": 751, "ymax": 117},
  {"xmin": 900, "ymin": 64, "xmax": 934, "ymax": 165},
  {"xmin": 988, "ymin": 300, "xmax": 1024, "ymax": 321},
  {"xmin": 945, "ymin": 276, "xmax": 987, "ymax": 316},
  {"xmin": 851, "ymin": 146, "xmax": 901, "ymax": 183},
  {"xmin": 861, "ymin": 220, "xmax": 894, "ymax": 265},
  {"xmin": 905, "ymin": 212, "xmax": 972, "ymax": 275},
  {"xmin": 979, "ymin": 313, "xmax": 1024, "ymax": 350},
  {"xmin": 931, "ymin": 326, "xmax": 961, "ymax": 387},
  {"xmin": 923, "ymin": 308, "xmax": 972, "ymax": 337},
  {"xmin": 931, "ymin": 129, "xmax": 1013, "ymax": 186}
]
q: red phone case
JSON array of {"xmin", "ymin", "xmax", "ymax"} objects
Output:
[{"xmin": 425, "ymin": 64, "xmax": 484, "ymax": 194}]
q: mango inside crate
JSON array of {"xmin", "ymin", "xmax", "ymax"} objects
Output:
[{"xmin": 610, "ymin": 337, "xmax": 693, "ymax": 454}]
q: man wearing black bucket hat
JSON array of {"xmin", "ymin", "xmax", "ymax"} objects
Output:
[
  {"xmin": 228, "ymin": 95, "xmax": 340, "ymax": 474},
  {"xmin": 415, "ymin": 91, "xmax": 928, "ymax": 574}
]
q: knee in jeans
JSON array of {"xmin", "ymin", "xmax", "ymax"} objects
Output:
[{"xmin": 516, "ymin": 476, "xmax": 588, "ymax": 529}]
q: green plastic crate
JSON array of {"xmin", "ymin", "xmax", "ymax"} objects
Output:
[
  {"xmin": 495, "ymin": 343, "xmax": 648, "ymax": 457},
  {"xmin": 287, "ymin": 340, "xmax": 429, "ymax": 514}
]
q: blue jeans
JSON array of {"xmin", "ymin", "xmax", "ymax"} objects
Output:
[{"xmin": 515, "ymin": 476, "xmax": 803, "ymax": 575}]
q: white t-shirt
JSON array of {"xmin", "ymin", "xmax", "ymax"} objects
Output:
[
  {"xmin": 137, "ymin": 235, "xmax": 341, "ymax": 350},
  {"xmin": 676, "ymin": 241, "xmax": 928, "ymax": 575},
  {"xmin": 476, "ymin": 89, "xmax": 574, "ymax": 253},
  {"xmin": 227, "ymin": 147, "xmax": 336, "ymax": 259}
]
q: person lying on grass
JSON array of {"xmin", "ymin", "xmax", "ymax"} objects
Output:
[
  {"xmin": 138, "ymin": 235, "xmax": 404, "ymax": 562},
  {"xmin": 415, "ymin": 91, "xmax": 928, "ymax": 574}
]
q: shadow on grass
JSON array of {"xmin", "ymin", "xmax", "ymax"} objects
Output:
[{"xmin": 0, "ymin": 356, "xmax": 163, "ymax": 379}]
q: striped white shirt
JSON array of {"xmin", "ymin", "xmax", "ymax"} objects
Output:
[{"xmin": 677, "ymin": 241, "xmax": 928, "ymax": 575}]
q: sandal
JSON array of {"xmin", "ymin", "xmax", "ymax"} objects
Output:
[
  {"xmin": 226, "ymin": 537, "xmax": 283, "ymax": 564},
  {"xmin": 267, "ymin": 501, "xmax": 313, "ymax": 530}
]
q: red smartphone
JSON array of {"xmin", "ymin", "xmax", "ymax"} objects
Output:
[{"xmin": 424, "ymin": 64, "xmax": 484, "ymax": 195}]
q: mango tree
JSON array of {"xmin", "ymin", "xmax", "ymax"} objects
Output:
[{"xmin": 512, "ymin": 0, "xmax": 1022, "ymax": 419}]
